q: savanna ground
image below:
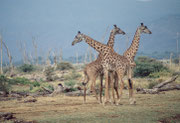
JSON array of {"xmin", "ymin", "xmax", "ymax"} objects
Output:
[
  {"xmin": 1, "ymin": 90, "xmax": 180, "ymax": 123},
  {"xmin": 1, "ymin": 58, "xmax": 180, "ymax": 123}
]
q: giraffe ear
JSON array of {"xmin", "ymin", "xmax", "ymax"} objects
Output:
[
  {"xmin": 141, "ymin": 23, "xmax": 144, "ymax": 26},
  {"xmin": 78, "ymin": 31, "xmax": 81, "ymax": 34},
  {"xmin": 114, "ymin": 25, "xmax": 117, "ymax": 28}
]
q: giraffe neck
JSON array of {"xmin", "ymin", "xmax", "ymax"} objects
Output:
[
  {"xmin": 107, "ymin": 31, "xmax": 115, "ymax": 48},
  {"xmin": 123, "ymin": 28, "xmax": 141, "ymax": 60},
  {"xmin": 82, "ymin": 34, "xmax": 110, "ymax": 54}
]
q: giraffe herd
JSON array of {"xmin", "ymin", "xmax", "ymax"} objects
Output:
[{"xmin": 72, "ymin": 23, "xmax": 152, "ymax": 105}]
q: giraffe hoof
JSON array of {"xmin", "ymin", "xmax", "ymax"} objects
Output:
[
  {"xmin": 102, "ymin": 100, "xmax": 108, "ymax": 106},
  {"xmin": 117, "ymin": 99, "xmax": 121, "ymax": 104},
  {"xmin": 129, "ymin": 98, "xmax": 136, "ymax": 105}
]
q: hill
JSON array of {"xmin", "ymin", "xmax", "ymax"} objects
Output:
[{"xmin": 139, "ymin": 14, "xmax": 180, "ymax": 53}]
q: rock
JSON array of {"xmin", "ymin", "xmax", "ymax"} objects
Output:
[{"xmin": 0, "ymin": 112, "xmax": 14, "ymax": 120}]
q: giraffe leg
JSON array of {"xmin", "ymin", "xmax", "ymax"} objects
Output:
[
  {"xmin": 128, "ymin": 79, "xmax": 136, "ymax": 104},
  {"xmin": 99, "ymin": 74, "xmax": 103, "ymax": 104},
  {"xmin": 116, "ymin": 70, "xmax": 124, "ymax": 104},
  {"xmin": 103, "ymin": 70, "xmax": 109, "ymax": 105},
  {"xmin": 83, "ymin": 84, "xmax": 87, "ymax": 104},
  {"xmin": 82, "ymin": 73, "xmax": 89, "ymax": 103},
  {"xmin": 108, "ymin": 72, "xmax": 112, "ymax": 104},
  {"xmin": 109, "ymin": 72, "xmax": 116, "ymax": 105},
  {"xmin": 91, "ymin": 77, "xmax": 99, "ymax": 101},
  {"xmin": 119, "ymin": 78, "xmax": 124, "ymax": 103},
  {"xmin": 127, "ymin": 67, "xmax": 136, "ymax": 105},
  {"xmin": 114, "ymin": 72, "xmax": 120, "ymax": 102}
]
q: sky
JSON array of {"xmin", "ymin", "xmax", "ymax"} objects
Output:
[{"xmin": 0, "ymin": 0, "xmax": 180, "ymax": 62}]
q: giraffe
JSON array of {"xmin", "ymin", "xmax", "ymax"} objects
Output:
[
  {"xmin": 72, "ymin": 31, "xmax": 130, "ymax": 105},
  {"xmin": 122, "ymin": 23, "xmax": 152, "ymax": 103},
  {"xmin": 82, "ymin": 25, "xmax": 125, "ymax": 103},
  {"xmin": 72, "ymin": 23, "xmax": 151, "ymax": 105}
]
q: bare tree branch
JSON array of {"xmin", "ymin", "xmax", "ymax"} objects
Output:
[{"xmin": 0, "ymin": 34, "xmax": 3, "ymax": 74}]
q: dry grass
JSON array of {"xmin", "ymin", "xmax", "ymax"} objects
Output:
[{"xmin": 1, "ymin": 90, "xmax": 180, "ymax": 123}]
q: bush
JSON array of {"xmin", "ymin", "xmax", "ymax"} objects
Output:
[
  {"xmin": 134, "ymin": 56, "xmax": 169, "ymax": 78},
  {"xmin": 30, "ymin": 83, "xmax": 54, "ymax": 93},
  {"xmin": 18, "ymin": 64, "xmax": 35, "ymax": 72},
  {"xmin": 0, "ymin": 75, "xmax": 42, "ymax": 93},
  {"xmin": 64, "ymin": 80, "xmax": 76, "ymax": 87},
  {"xmin": 63, "ymin": 70, "xmax": 81, "ymax": 92},
  {"xmin": 10, "ymin": 77, "xmax": 30, "ymax": 85},
  {"xmin": 9, "ymin": 77, "xmax": 41, "ymax": 88},
  {"xmin": 47, "ymin": 84, "xmax": 54, "ymax": 91},
  {"xmin": 0, "ymin": 75, "xmax": 11, "ymax": 92},
  {"xmin": 64, "ymin": 70, "xmax": 81, "ymax": 80},
  {"xmin": 44, "ymin": 66, "xmax": 55, "ymax": 81},
  {"xmin": 57, "ymin": 62, "xmax": 74, "ymax": 71},
  {"xmin": 148, "ymin": 81, "xmax": 158, "ymax": 89},
  {"xmin": 64, "ymin": 80, "xmax": 78, "ymax": 92},
  {"xmin": 32, "ymin": 81, "xmax": 41, "ymax": 87},
  {"xmin": 149, "ymin": 70, "xmax": 170, "ymax": 78}
]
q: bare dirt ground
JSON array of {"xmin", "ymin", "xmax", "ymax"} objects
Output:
[{"xmin": 1, "ymin": 90, "xmax": 180, "ymax": 123}]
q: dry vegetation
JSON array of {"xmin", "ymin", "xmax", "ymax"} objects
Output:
[
  {"xmin": 0, "ymin": 90, "xmax": 180, "ymax": 123},
  {"xmin": 0, "ymin": 47, "xmax": 180, "ymax": 122}
]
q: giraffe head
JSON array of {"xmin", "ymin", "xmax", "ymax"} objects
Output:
[
  {"xmin": 72, "ymin": 31, "xmax": 84, "ymax": 46},
  {"xmin": 138, "ymin": 23, "xmax": 152, "ymax": 34},
  {"xmin": 112, "ymin": 25, "xmax": 126, "ymax": 35}
]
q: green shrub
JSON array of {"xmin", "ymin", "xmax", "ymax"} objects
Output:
[
  {"xmin": 18, "ymin": 64, "xmax": 35, "ymax": 72},
  {"xmin": 9, "ymin": 77, "xmax": 41, "ymax": 88},
  {"xmin": 57, "ymin": 62, "xmax": 74, "ymax": 71},
  {"xmin": 47, "ymin": 85, "xmax": 54, "ymax": 91},
  {"xmin": 64, "ymin": 80, "xmax": 76, "ymax": 87},
  {"xmin": 64, "ymin": 80, "xmax": 78, "ymax": 92},
  {"xmin": 0, "ymin": 75, "xmax": 11, "ymax": 92},
  {"xmin": 29, "ymin": 86, "xmax": 43, "ymax": 93},
  {"xmin": 149, "ymin": 70, "xmax": 170, "ymax": 78},
  {"xmin": 10, "ymin": 77, "xmax": 30, "ymax": 85},
  {"xmin": 44, "ymin": 66, "xmax": 55, "ymax": 81},
  {"xmin": 30, "ymin": 85, "xmax": 33, "ymax": 90},
  {"xmin": 32, "ymin": 81, "xmax": 41, "ymax": 87},
  {"xmin": 0, "ymin": 75, "xmax": 42, "ymax": 93},
  {"xmin": 172, "ymin": 71, "xmax": 180, "ymax": 76},
  {"xmin": 30, "ymin": 83, "xmax": 54, "ymax": 93},
  {"xmin": 148, "ymin": 81, "xmax": 158, "ymax": 89},
  {"xmin": 41, "ymin": 83, "xmax": 54, "ymax": 91},
  {"xmin": 64, "ymin": 70, "xmax": 81, "ymax": 80},
  {"xmin": 134, "ymin": 56, "xmax": 169, "ymax": 78}
]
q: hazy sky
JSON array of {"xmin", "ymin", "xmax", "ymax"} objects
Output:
[{"xmin": 0, "ymin": 0, "xmax": 180, "ymax": 61}]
